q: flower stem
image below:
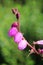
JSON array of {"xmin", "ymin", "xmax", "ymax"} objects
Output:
[
  {"xmin": 27, "ymin": 43, "xmax": 39, "ymax": 54},
  {"xmin": 17, "ymin": 19, "xmax": 20, "ymax": 31}
]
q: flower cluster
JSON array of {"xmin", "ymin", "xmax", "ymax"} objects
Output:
[
  {"xmin": 8, "ymin": 8, "xmax": 43, "ymax": 57},
  {"xmin": 8, "ymin": 21, "xmax": 27, "ymax": 50}
]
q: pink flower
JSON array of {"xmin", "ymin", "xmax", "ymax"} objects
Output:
[
  {"xmin": 8, "ymin": 27, "xmax": 18, "ymax": 37},
  {"xmin": 14, "ymin": 32, "xmax": 23, "ymax": 44},
  {"xmin": 11, "ymin": 22, "xmax": 18, "ymax": 27},
  {"xmin": 36, "ymin": 40, "xmax": 43, "ymax": 45},
  {"xmin": 18, "ymin": 39, "xmax": 27, "ymax": 50}
]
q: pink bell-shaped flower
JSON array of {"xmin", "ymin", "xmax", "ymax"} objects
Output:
[
  {"xmin": 14, "ymin": 32, "xmax": 23, "ymax": 44},
  {"xmin": 33, "ymin": 40, "xmax": 43, "ymax": 45},
  {"xmin": 36, "ymin": 40, "xmax": 43, "ymax": 45},
  {"xmin": 8, "ymin": 27, "xmax": 18, "ymax": 37},
  {"xmin": 18, "ymin": 39, "xmax": 27, "ymax": 50}
]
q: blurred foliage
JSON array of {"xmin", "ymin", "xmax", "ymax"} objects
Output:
[{"xmin": 0, "ymin": 0, "xmax": 43, "ymax": 65}]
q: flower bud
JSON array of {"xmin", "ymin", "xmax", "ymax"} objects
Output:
[
  {"xmin": 11, "ymin": 22, "xmax": 18, "ymax": 28},
  {"xmin": 16, "ymin": 12, "xmax": 20, "ymax": 19},
  {"xmin": 12, "ymin": 8, "xmax": 18, "ymax": 15},
  {"xmin": 14, "ymin": 32, "xmax": 23, "ymax": 44},
  {"xmin": 38, "ymin": 49, "xmax": 43, "ymax": 54},
  {"xmin": 18, "ymin": 39, "xmax": 27, "ymax": 50},
  {"xmin": 8, "ymin": 27, "xmax": 18, "ymax": 37}
]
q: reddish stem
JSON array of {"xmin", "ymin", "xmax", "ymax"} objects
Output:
[
  {"xmin": 27, "ymin": 43, "xmax": 39, "ymax": 54},
  {"xmin": 17, "ymin": 19, "xmax": 20, "ymax": 31}
]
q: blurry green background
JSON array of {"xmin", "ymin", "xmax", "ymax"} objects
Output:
[{"xmin": 0, "ymin": 0, "xmax": 43, "ymax": 65}]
